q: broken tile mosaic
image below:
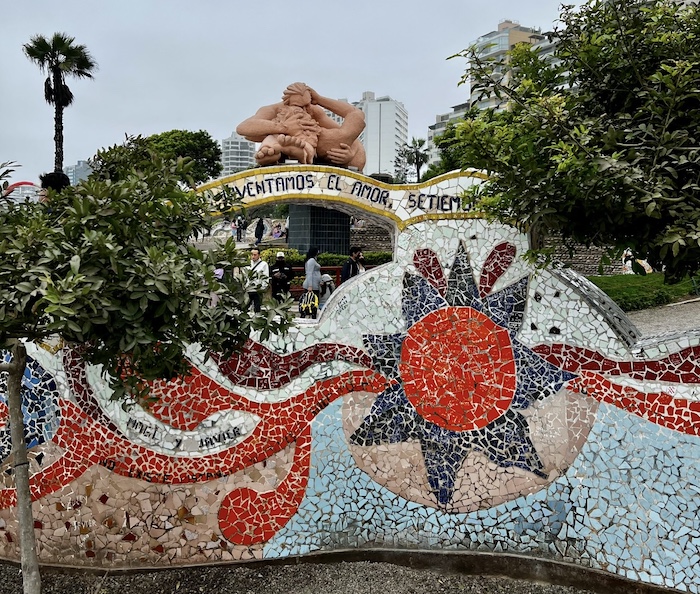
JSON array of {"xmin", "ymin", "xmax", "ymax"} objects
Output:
[{"xmin": 0, "ymin": 169, "xmax": 698, "ymax": 593}]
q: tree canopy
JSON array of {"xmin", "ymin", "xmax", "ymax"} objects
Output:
[
  {"xmin": 1, "ymin": 152, "xmax": 290, "ymax": 593},
  {"xmin": 396, "ymin": 138, "xmax": 430, "ymax": 183},
  {"xmin": 442, "ymin": 0, "xmax": 700, "ymax": 283},
  {"xmin": 23, "ymin": 32, "xmax": 97, "ymax": 172},
  {"xmin": 90, "ymin": 130, "xmax": 223, "ymax": 186},
  {"xmin": 147, "ymin": 129, "xmax": 222, "ymax": 184},
  {"xmin": 1, "ymin": 152, "xmax": 290, "ymax": 399}
]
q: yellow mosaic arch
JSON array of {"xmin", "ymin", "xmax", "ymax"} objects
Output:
[{"xmin": 196, "ymin": 165, "xmax": 488, "ymax": 231}]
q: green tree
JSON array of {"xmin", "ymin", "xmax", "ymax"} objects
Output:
[
  {"xmin": 0, "ymin": 155, "xmax": 291, "ymax": 594},
  {"xmin": 147, "ymin": 129, "xmax": 223, "ymax": 184},
  {"xmin": 88, "ymin": 135, "xmax": 154, "ymax": 182},
  {"xmin": 393, "ymin": 148, "xmax": 408, "ymax": 183},
  {"xmin": 449, "ymin": 0, "xmax": 700, "ymax": 283},
  {"xmin": 23, "ymin": 33, "xmax": 97, "ymax": 172},
  {"xmin": 90, "ymin": 131, "xmax": 223, "ymax": 186},
  {"xmin": 397, "ymin": 138, "xmax": 430, "ymax": 182},
  {"xmin": 422, "ymin": 122, "xmax": 470, "ymax": 181}
]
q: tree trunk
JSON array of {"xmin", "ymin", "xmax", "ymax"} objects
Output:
[
  {"xmin": 4, "ymin": 342, "xmax": 42, "ymax": 594},
  {"xmin": 53, "ymin": 103, "xmax": 64, "ymax": 173},
  {"xmin": 528, "ymin": 224, "xmax": 545, "ymax": 251},
  {"xmin": 53, "ymin": 70, "xmax": 64, "ymax": 173}
]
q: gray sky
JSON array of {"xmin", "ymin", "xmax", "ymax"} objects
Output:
[{"xmin": 2, "ymin": 0, "xmax": 573, "ymax": 184}]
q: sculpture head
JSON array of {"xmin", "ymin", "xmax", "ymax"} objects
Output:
[{"xmin": 283, "ymin": 82, "xmax": 311, "ymax": 107}]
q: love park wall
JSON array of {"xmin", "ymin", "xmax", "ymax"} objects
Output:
[{"xmin": 1, "ymin": 166, "xmax": 700, "ymax": 593}]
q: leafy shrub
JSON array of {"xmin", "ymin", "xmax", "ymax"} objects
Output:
[
  {"xmin": 259, "ymin": 247, "xmax": 302, "ymax": 266},
  {"xmin": 361, "ymin": 251, "xmax": 393, "ymax": 265}
]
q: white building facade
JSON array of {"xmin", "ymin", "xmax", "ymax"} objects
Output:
[
  {"xmin": 426, "ymin": 102, "xmax": 470, "ymax": 166},
  {"xmin": 426, "ymin": 20, "xmax": 546, "ymax": 165},
  {"xmin": 220, "ymin": 132, "xmax": 256, "ymax": 177},
  {"xmin": 352, "ymin": 91, "xmax": 408, "ymax": 177},
  {"xmin": 470, "ymin": 20, "xmax": 544, "ymax": 111}
]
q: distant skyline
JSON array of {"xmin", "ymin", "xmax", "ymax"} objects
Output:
[{"xmin": 3, "ymin": 1, "xmax": 579, "ymax": 184}]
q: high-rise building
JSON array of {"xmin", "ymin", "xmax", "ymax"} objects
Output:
[
  {"xmin": 352, "ymin": 91, "xmax": 409, "ymax": 177},
  {"xmin": 426, "ymin": 20, "xmax": 546, "ymax": 164},
  {"xmin": 470, "ymin": 20, "xmax": 544, "ymax": 111},
  {"xmin": 220, "ymin": 132, "xmax": 256, "ymax": 177},
  {"xmin": 63, "ymin": 160, "xmax": 92, "ymax": 184},
  {"xmin": 426, "ymin": 102, "xmax": 470, "ymax": 166}
]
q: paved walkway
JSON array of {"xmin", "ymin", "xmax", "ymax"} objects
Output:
[{"xmin": 626, "ymin": 297, "xmax": 700, "ymax": 336}]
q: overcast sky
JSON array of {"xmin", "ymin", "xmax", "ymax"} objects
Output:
[{"xmin": 3, "ymin": 0, "xmax": 576, "ymax": 184}]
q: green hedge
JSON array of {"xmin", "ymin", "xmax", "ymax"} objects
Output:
[
  {"xmin": 258, "ymin": 248, "xmax": 393, "ymax": 268},
  {"xmin": 587, "ymin": 273, "xmax": 697, "ymax": 312}
]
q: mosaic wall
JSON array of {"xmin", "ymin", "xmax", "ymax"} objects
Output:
[{"xmin": 1, "ymin": 168, "xmax": 700, "ymax": 593}]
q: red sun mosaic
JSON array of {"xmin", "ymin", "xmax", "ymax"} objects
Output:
[{"xmin": 400, "ymin": 307, "xmax": 516, "ymax": 431}]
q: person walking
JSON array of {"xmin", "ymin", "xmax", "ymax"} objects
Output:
[
  {"xmin": 341, "ymin": 246, "xmax": 363, "ymax": 283},
  {"xmin": 269, "ymin": 251, "xmax": 295, "ymax": 302},
  {"xmin": 245, "ymin": 247, "xmax": 269, "ymax": 313}
]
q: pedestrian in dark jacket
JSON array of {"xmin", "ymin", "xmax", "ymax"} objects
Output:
[
  {"xmin": 341, "ymin": 246, "xmax": 363, "ymax": 283},
  {"xmin": 269, "ymin": 251, "xmax": 295, "ymax": 301},
  {"xmin": 254, "ymin": 218, "xmax": 265, "ymax": 245}
]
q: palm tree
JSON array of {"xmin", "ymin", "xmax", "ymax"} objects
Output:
[
  {"xmin": 23, "ymin": 32, "xmax": 97, "ymax": 172},
  {"xmin": 401, "ymin": 137, "xmax": 430, "ymax": 182}
]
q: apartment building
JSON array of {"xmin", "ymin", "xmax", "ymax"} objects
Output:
[
  {"xmin": 220, "ymin": 132, "xmax": 256, "ymax": 176},
  {"xmin": 352, "ymin": 91, "xmax": 409, "ymax": 177}
]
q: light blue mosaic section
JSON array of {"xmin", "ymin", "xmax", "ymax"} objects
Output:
[
  {"xmin": 561, "ymin": 404, "xmax": 700, "ymax": 592},
  {"xmin": 265, "ymin": 401, "xmax": 700, "ymax": 593}
]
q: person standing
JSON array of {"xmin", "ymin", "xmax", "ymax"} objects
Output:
[
  {"xmin": 236, "ymin": 215, "xmax": 246, "ymax": 242},
  {"xmin": 302, "ymin": 246, "xmax": 321, "ymax": 295},
  {"xmin": 38, "ymin": 171, "xmax": 71, "ymax": 203},
  {"xmin": 254, "ymin": 218, "xmax": 265, "ymax": 245},
  {"xmin": 269, "ymin": 251, "xmax": 295, "ymax": 302},
  {"xmin": 318, "ymin": 273, "xmax": 336, "ymax": 310},
  {"xmin": 341, "ymin": 246, "xmax": 363, "ymax": 283},
  {"xmin": 245, "ymin": 247, "xmax": 269, "ymax": 312},
  {"xmin": 357, "ymin": 251, "xmax": 366, "ymax": 275}
]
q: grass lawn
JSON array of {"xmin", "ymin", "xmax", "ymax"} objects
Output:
[{"xmin": 586, "ymin": 273, "xmax": 699, "ymax": 312}]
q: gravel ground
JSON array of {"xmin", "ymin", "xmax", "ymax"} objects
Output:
[
  {"xmin": 0, "ymin": 560, "xmax": 602, "ymax": 594},
  {"xmin": 2, "ymin": 301, "xmax": 697, "ymax": 594}
]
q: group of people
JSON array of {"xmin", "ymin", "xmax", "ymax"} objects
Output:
[
  {"xmin": 243, "ymin": 245, "xmax": 365, "ymax": 318},
  {"xmin": 271, "ymin": 222, "xmax": 286, "ymax": 239},
  {"xmin": 230, "ymin": 215, "xmax": 247, "ymax": 242},
  {"xmin": 244, "ymin": 248, "xmax": 294, "ymax": 312},
  {"xmin": 299, "ymin": 246, "xmax": 364, "ymax": 318},
  {"xmin": 622, "ymin": 248, "xmax": 654, "ymax": 275},
  {"xmin": 233, "ymin": 217, "xmax": 288, "ymax": 246}
]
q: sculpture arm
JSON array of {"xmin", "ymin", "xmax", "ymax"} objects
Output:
[
  {"xmin": 237, "ymin": 103, "xmax": 316, "ymax": 142},
  {"xmin": 308, "ymin": 88, "xmax": 365, "ymax": 137},
  {"xmin": 308, "ymin": 105, "xmax": 342, "ymax": 130},
  {"xmin": 236, "ymin": 104, "xmax": 282, "ymax": 142}
]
